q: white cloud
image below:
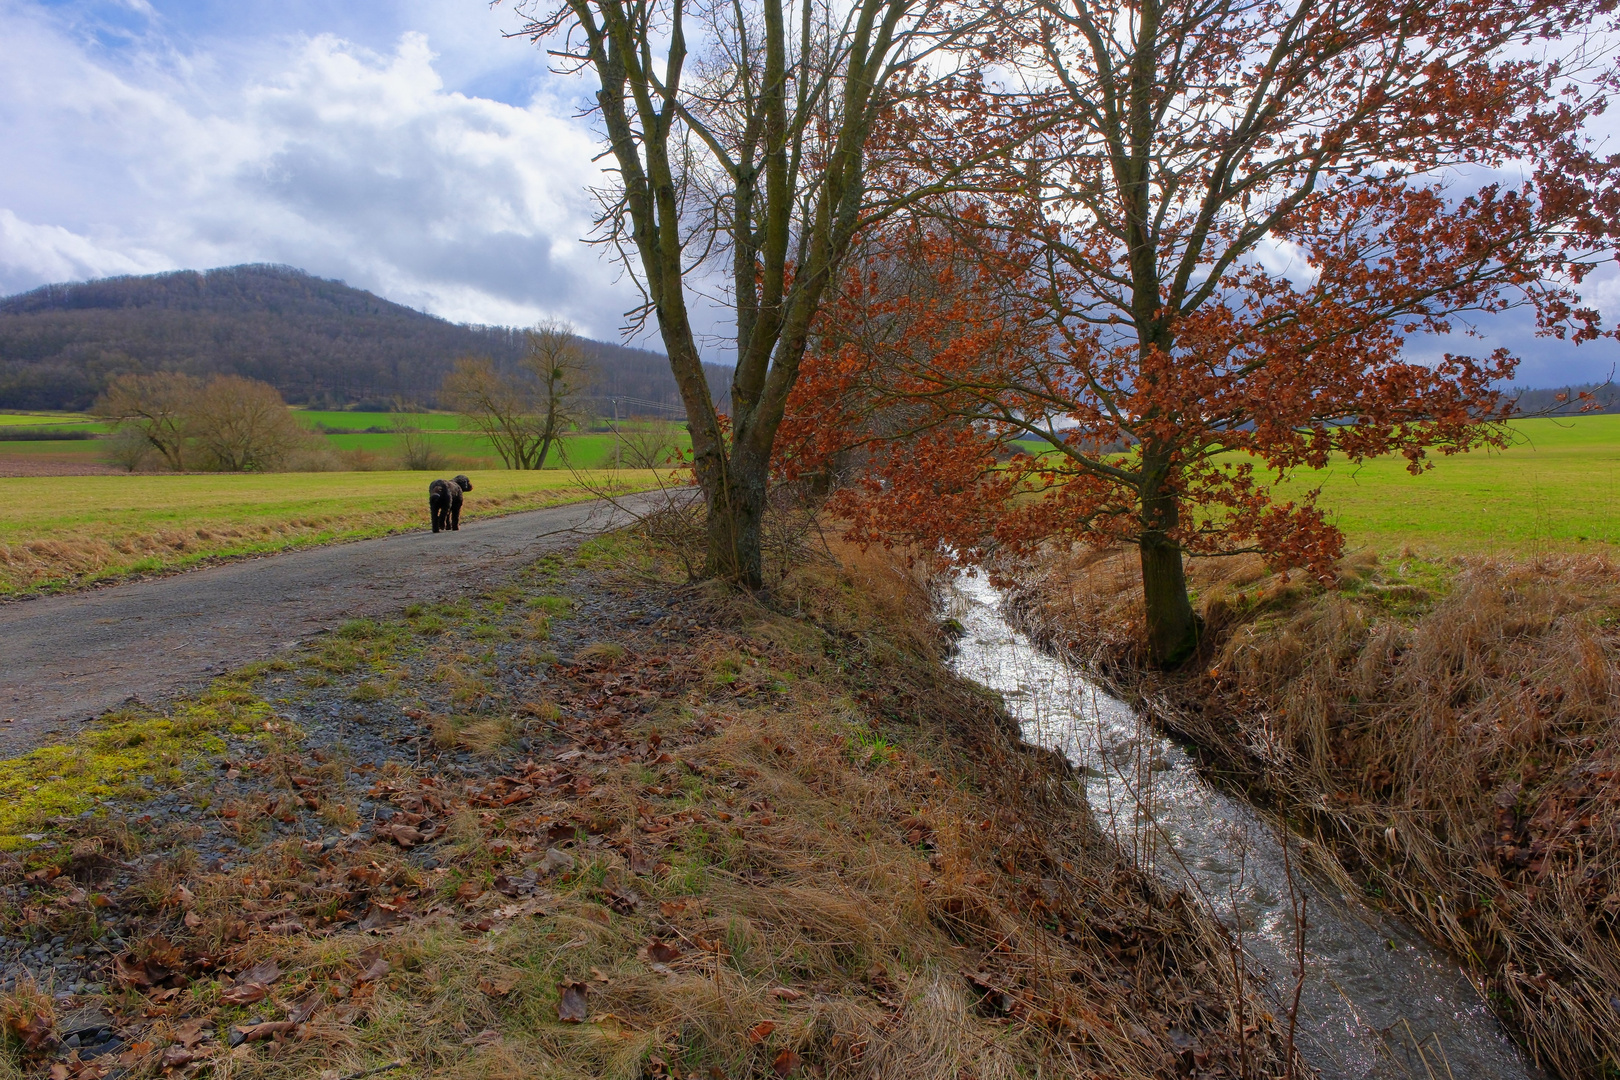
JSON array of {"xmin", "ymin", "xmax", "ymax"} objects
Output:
[
  {"xmin": 0, "ymin": 210, "xmax": 169, "ymax": 289},
  {"xmin": 0, "ymin": 2, "xmax": 640, "ymax": 337}
]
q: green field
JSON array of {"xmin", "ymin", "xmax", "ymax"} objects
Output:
[
  {"xmin": 5, "ymin": 409, "xmax": 1608, "ymax": 565},
  {"xmin": 0, "ymin": 409, "xmax": 690, "ymax": 471},
  {"xmin": 0, "ymin": 411, "xmax": 102, "ymax": 428},
  {"xmin": 1283, "ymin": 415, "xmax": 1620, "ymax": 554},
  {"xmin": 0, "ymin": 469, "xmax": 664, "ymax": 595},
  {"xmin": 292, "ymin": 409, "xmax": 468, "ymax": 432},
  {"xmin": 1012, "ymin": 415, "xmax": 1619, "ymax": 555}
]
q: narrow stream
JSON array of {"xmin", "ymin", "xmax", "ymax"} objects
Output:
[{"xmin": 947, "ymin": 573, "xmax": 1542, "ymax": 1080}]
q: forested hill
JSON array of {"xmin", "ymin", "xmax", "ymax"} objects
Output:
[{"xmin": 0, "ymin": 264, "xmax": 730, "ymax": 413}]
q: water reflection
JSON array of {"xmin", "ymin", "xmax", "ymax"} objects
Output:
[{"xmin": 947, "ymin": 573, "xmax": 1540, "ymax": 1080}]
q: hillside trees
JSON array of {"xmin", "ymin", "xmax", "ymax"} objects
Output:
[
  {"xmin": 0, "ymin": 265, "xmax": 715, "ymax": 413},
  {"xmin": 507, "ymin": 0, "xmax": 1009, "ymax": 586},
  {"xmin": 790, "ymin": 0, "xmax": 1620, "ymax": 665}
]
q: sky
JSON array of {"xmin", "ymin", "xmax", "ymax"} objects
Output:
[
  {"xmin": 0, "ymin": 0, "xmax": 661, "ymax": 343},
  {"xmin": 1, "ymin": 0, "xmax": 1618, "ymax": 386}
]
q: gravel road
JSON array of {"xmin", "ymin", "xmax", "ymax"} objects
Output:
[{"xmin": 0, "ymin": 494, "xmax": 659, "ymax": 757}]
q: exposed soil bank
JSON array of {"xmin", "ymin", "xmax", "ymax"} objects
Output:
[
  {"xmin": 1011, "ymin": 547, "xmax": 1620, "ymax": 1080},
  {"xmin": 0, "ymin": 532, "xmax": 1297, "ymax": 1078}
]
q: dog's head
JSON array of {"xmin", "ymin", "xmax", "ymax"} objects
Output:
[{"xmin": 454, "ymin": 474, "xmax": 473, "ymax": 492}]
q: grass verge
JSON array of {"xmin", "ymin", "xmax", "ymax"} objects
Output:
[
  {"xmin": 0, "ymin": 470, "xmax": 661, "ymax": 597},
  {"xmin": 1013, "ymin": 545, "xmax": 1620, "ymax": 1079},
  {"xmin": 0, "ymin": 530, "xmax": 1295, "ymax": 1079}
]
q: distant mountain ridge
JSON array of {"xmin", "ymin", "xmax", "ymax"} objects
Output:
[{"xmin": 0, "ymin": 264, "xmax": 730, "ymax": 414}]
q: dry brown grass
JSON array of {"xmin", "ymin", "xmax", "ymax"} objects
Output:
[
  {"xmin": 1015, "ymin": 544, "xmax": 1620, "ymax": 1079},
  {"xmin": 0, "ymin": 533, "xmax": 1299, "ymax": 1079}
]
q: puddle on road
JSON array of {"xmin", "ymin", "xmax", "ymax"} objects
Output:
[{"xmin": 948, "ymin": 573, "xmax": 1542, "ymax": 1080}]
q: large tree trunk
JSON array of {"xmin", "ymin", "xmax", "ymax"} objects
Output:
[
  {"xmin": 1138, "ymin": 470, "xmax": 1199, "ymax": 667},
  {"xmin": 703, "ymin": 447, "xmax": 769, "ymax": 588},
  {"xmin": 1139, "ymin": 538, "xmax": 1198, "ymax": 667}
]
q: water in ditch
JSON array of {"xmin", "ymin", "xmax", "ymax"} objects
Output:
[{"xmin": 947, "ymin": 572, "xmax": 1542, "ymax": 1080}]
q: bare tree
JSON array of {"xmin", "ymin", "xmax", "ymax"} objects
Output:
[
  {"xmin": 394, "ymin": 419, "xmax": 448, "ymax": 471},
  {"xmin": 101, "ymin": 425, "xmax": 155, "ymax": 472},
  {"xmin": 617, "ymin": 418, "xmax": 684, "ymax": 470},
  {"xmin": 188, "ymin": 375, "xmax": 311, "ymax": 472},
  {"xmin": 93, "ymin": 372, "xmax": 199, "ymax": 471},
  {"xmin": 521, "ymin": 322, "xmax": 595, "ymax": 469},
  {"xmin": 441, "ymin": 356, "xmax": 548, "ymax": 469},
  {"xmin": 507, "ymin": 0, "xmax": 1003, "ymax": 586}
]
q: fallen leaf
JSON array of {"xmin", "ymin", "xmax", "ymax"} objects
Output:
[
  {"xmin": 772, "ymin": 1047, "xmax": 802, "ymax": 1076},
  {"xmin": 359, "ymin": 903, "xmax": 404, "ymax": 932},
  {"xmin": 220, "ymin": 983, "xmax": 269, "ymax": 1006},
  {"xmin": 5, "ymin": 1011, "xmax": 55, "ymax": 1051},
  {"xmin": 600, "ymin": 888, "xmax": 640, "ymax": 914},
  {"xmin": 162, "ymin": 1046, "xmax": 195, "ymax": 1068},
  {"xmin": 658, "ymin": 900, "xmax": 687, "ymax": 917},
  {"xmin": 455, "ymin": 882, "xmax": 484, "ymax": 902},
  {"xmin": 768, "ymin": 987, "xmax": 805, "ymax": 1001},
  {"xmin": 234, "ymin": 1021, "xmax": 297, "ymax": 1044},
  {"xmin": 462, "ymin": 1029, "xmax": 501, "ymax": 1046},
  {"xmin": 112, "ymin": 953, "xmax": 155, "ymax": 988},
  {"xmin": 538, "ymin": 847, "xmax": 575, "ymax": 875},
  {"xmin": 287, "ymin": 995, "xmax": 322, "ymax": 1024},
  {"xmin": 478, "ymin": 975, "xmax": 519, "ymax": 998},
  {"xmin": 357, "ymin": 955, "xmax": 391, "ymax": 983},
  {"xmin": 171, "ymin": 884, "xmax": 196, "ymax": 910},
  {"xmin": 647, "ymin": 939, "xmax": 682, "ymax": 964},
  {"xmin": 557, "ymin": 982, "xmax": 589, "ymax": 1023},
  {"xmin": 173, "ymin": 1018, "xmax": 210, "ymax": 1048},
  {"xmin": 234, "ymin": 960, "xmax": 282, "ymax": 988},
  {"xmin": 747, "ymin": 1021, "xmax": 776, "ymax": 1043},
  {"xmin": 383, "ymin": 824, "xmax": 422, "ymax": 847}
]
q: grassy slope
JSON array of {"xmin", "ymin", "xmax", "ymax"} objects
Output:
[
  {"xmin": 0, "ymin": 470, "xmax": 662, "ymax": 596},
  {"xmin": 0, "ymin": 535, "xmax": 1290, "ymax": 1079}
]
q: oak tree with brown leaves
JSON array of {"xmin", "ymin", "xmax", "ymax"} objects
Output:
[{"xmin": 788, "ymin": 0, "xmax": 1620, "ymax": 663}]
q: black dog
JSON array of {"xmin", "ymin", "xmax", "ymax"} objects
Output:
[{"xmin": 429, "ymin": 475, "xmax": 473, "ymax": 532}]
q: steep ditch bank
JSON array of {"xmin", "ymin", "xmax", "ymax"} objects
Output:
[
  {"xmin": 1008, "ymin": 547, "xmax": 1620, "ymax": 1080},
  {"xmin": 0, "ymin": 533, "xmax": 1297, "ymax": 1079}
]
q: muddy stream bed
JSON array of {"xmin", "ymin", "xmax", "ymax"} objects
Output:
[{"xmin": 948, "ymin": 573, "xmax": 1542, "ymax": 1080}]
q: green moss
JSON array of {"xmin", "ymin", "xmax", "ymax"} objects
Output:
[{"xmin": 0, "ymin": 687, "xmax": 273, "ymax": 850}]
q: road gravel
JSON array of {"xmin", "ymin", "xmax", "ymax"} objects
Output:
[{"xmin": 0, "ymin": 494, "xmax": 658, "ymax": 757}]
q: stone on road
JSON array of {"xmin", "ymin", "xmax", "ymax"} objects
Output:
[{"xmin": 0, "ymin": 495, "xmax": 655, "ymax": 758}]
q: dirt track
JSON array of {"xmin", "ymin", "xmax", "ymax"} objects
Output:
[{"xmin": 0, "ymin": 494, "xmax": 658, "ymax": 758}]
